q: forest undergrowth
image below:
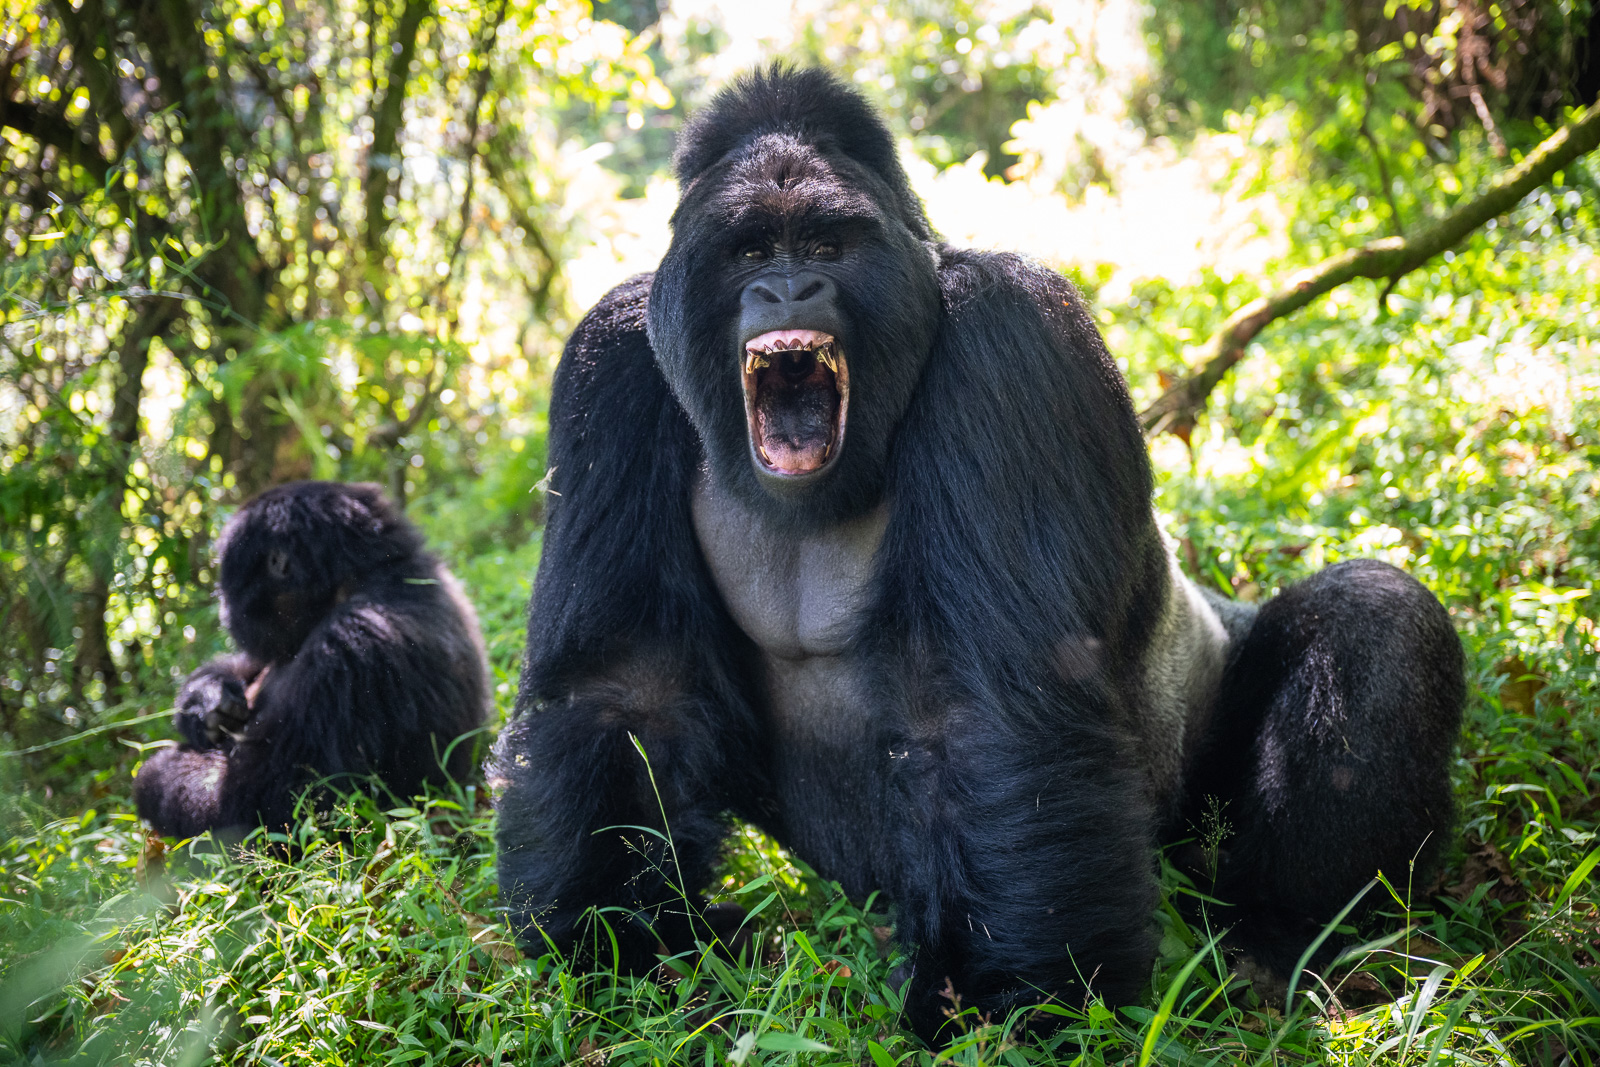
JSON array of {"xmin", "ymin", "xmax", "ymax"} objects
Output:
[
  {"xmin": 1, "ymin": 625, "xmax": 1596, "ymax": 1065},
  {"xmin": 4, "ymin": 1, "xmax": 1600, "ymax": 1062}
]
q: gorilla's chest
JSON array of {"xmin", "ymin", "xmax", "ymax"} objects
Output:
[
  {"xmin": 690, "ymin": 474, "xmax": 888, "ymax": 886},
  {"xmin": 690, "ymin": 473, "xmax": 887, "ymax": 661}
]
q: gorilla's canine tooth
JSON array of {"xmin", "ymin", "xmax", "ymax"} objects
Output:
[
  {"xmin": 744, "ymin": 352, "xmax": 770, "ymax": 374},
  {"xmin": 818, "ymin": 348, "xmax": 837, "ymax": 373}
]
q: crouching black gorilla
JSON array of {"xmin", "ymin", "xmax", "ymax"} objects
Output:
[
  {"xmin": 136, "ymin": 481, "xmax": 490, "ymax": 839},
  {"xmin": 491, "ymin": 67, "xmax": 1464, "ymax": 1041}
]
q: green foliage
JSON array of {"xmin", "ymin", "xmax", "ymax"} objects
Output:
[
  {"xmin": 1143, "ymin": 0, "xmax": 1597, "ymax": 138},
  {"xmin": 608, "ymin": 1, "xmax": 1064, "ymax": 182},
  {"xmin": 790, "ymin": 2, "xmax": 1057, "ymax": 176},
  {"xmin": 1111, "ymin": 139, "xmax": 1600, "ymax": 698},
  {"xmin": 4, "ymin": 0, "xmax": 1599, "ymax": 1062}
]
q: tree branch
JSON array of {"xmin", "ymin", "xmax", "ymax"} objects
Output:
[
  {"xmin": 430, "ymin": 0, "xmax": 511, "ymax": 316},
  {"xmin": 479, "ymin": 148, "xmax": 560, "ymax": 316},
  {"xmin": 76, "ymin": 293, "xmax": 181, "ymax": 689},
  {"xmin": 48, "ymin": 0, "xmax": 135, "ymax": 150},
  {"xmin": 128, "ymin": 0, "xmax": 270, "ymax": 328},
  {"xmin": 0, "ymin": 97, "xmax": 170, "ymax": 246},
  {"xmin": 1360, "ymin": 82, "xmax": 1405, "ymax": 239},
  {"xmin": 1139, "ymin": 95, "xmax": 1600, "ymax": 438}
]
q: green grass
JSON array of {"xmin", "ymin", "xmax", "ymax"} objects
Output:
[{"xmin": 1, "ymin": 617, "xmax": 1596, "ymax": 1065}]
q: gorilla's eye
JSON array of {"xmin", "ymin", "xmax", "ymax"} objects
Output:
[
  {"xmin": 741, "ymin": 246, "xmax": 768, "ymax": 261},
  {"xmin": 267, "ymin": 549, "xmax": 291, "ymax": 581},
  {"xmin": 814, "ymin": 241, "xmax": 840, "ymax": 258}
]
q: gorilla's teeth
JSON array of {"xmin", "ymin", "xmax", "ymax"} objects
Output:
[{"xmin": 746, "ymin": 346, "xmax": 838, "ymax": 374}]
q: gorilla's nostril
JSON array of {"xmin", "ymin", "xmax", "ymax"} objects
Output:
[
  {"xmin": 752, "ymin": 284, "xmax": 782, "ymax": 304},
  {"xmin": 795, "ymin": 280, "xmax": 824, "ymax": 302}
]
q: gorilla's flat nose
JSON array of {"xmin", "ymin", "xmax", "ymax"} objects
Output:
[{"xmin": 743, "ymin": 271, "xmax": 836, "ymax": 308}]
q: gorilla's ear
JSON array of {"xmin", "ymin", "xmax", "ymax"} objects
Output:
[{"xmin": 672, "ymin": 65, "xmax": 931, "ymax": 239}]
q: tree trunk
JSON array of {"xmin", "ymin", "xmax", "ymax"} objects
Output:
[
  {"xmin": 76, "ymin": 298, "xmax": 178, "ymax": 693},
  {"xmin": 363, "ymin": 0, "xmax": 433, "ymax": 314}
]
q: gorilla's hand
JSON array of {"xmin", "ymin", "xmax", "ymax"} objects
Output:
[{"xmin": 175, "ymin": 665, "xmax": 252, "ymax": 750}]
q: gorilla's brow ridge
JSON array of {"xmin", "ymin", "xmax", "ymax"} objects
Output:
[
  {"xmin": 717, "ymin": 155, "xmax": 879, "ymax": 235},
  {"xmin": 719, "ymin": 183, "xmax": 878, "ymax": 234}
]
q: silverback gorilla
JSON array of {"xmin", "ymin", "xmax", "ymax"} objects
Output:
[
  {"xmin": 136, "ymin": 481, "xmax": 489, "ymax": 839},
  {"xmin": 491, "ymin": 68, "xmax": 1464, "ymax": 1040}
]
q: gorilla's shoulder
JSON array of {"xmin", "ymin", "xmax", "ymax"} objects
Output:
[
  {"xmin": 934, "ymin": 246, "xmax": 1087, "ymax": 316},
  {"xmin": 572, "ymin": 273, "xmax": 654, "ymax": 342},
  {"xmin": 918, "ymin": 246, "xmax": 1137, "ymax": 452},
  {"xmin": 558, "ymin": 274, "xmax": 659, "ymax": 394},
  {"xmin": 933, "ymin": 248, "xmax": 1108, "ymax": 366},
  {"xmin": 552, "ymin": 273, "xmax": 685, "ymax": 454}
]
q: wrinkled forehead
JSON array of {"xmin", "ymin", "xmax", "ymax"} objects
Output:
[{"xmin": 688, "ymin": 133, "xmax": 882, "ymax": 232}]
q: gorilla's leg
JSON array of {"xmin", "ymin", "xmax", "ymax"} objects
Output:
[
  {"xmin": 134, "ymin": 748, "xmax": 233, "ymax": 839},
  {"xmin": 886, "ymin": 712, "xmax": 1161, "ymax": 1042},
  {"xmin": 134, "ymin": 726, "xmax": 318, "ymax": 839},
  {"xmin": 1186, "ymin": 558, "xmax": 1464, "ymax": 974}
]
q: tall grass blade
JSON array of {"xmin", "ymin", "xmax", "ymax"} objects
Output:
[{"xmin": 1139, "ymin": 931, "xmax": 1224, "ymax": 1067}]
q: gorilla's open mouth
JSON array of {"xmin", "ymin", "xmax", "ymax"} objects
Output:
[{"xmin": 742, "ymin": 329, "xmax": 848, "ymax": 477}]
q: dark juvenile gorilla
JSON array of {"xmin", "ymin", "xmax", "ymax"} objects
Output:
[
  {"xmin": 136, "ymin": 481, "xmax": 490, "ymax": 839},
  {"xmin": 492, "ymin": 68, "xmax": 1464, "ymax": 1040}
]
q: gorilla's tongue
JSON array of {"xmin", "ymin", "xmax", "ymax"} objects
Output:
[{"xmin": 745, "ymin": 330, "xmax": 841, "ymax": 475}]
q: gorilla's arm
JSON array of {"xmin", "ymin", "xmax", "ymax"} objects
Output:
[
  {"xmin": 135, "ymin": 577, "xmax": 487, "ymax": 839},
  {"xmin": 868, "ymin": 250, "xmax": 1173, "ymax": 1033},
  {"xmin": 491, "ymin": 276, "xmax": 761, "ymax": 970},
  {"xmin": 136, "ymin": 665, "xmax": 335, "ymax": 839}
]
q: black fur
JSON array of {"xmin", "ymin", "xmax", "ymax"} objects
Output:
[
  {"xmin": 1180, "ymin": 559, "xmax": 1465, "ymax": 974},
  {"xmin": 135, "ymin": 481, "xmax": 490, "ymax": 838},
  {"xmin": 492, "ymin": 67, "xmax": 1464, "ymax": 1043}
]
